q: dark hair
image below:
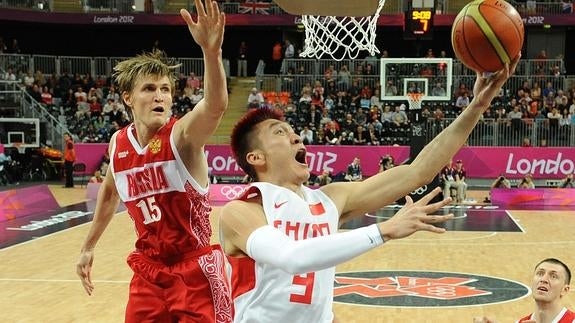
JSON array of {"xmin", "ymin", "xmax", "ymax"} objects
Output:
[
  {"xmin": 230, "ymin": 107, "xmax": 284, "ymax": 181},
  {"xmin": 536, "ymin": 258, "xmax": 571, "ymax": 284}
]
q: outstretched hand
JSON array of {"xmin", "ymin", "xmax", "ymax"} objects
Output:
[
  {"xmin": 472, "ymin": 53, "xmax": 521, "ymax": 109},
  {"xmin": 180, "ymin": 0, "xmax": 225, "ymax": 54},
  {"xmin": 379, "ymin": 187, "xmax": 453, "ymax": 241}
]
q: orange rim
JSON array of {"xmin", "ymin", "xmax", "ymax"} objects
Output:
[{"xmin": 406, "ymin": 93, "xmax": 424, "ymax": 102}]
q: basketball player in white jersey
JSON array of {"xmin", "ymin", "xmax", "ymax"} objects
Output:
[{"xmin": 221, "ymin": 55, "xmax": 520, "ymax": 323}]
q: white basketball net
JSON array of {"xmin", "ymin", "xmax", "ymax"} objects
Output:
[
  {"xmin": 407, "ymin": 93, "xmax": 424, "ymax": 110},
  {"xmin": 299, "ymin": 0, "xmax": 386, "ymax": 61}
]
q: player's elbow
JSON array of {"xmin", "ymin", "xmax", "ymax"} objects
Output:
[
  {"xmin": 272, "ymin": 248, "xmax": 313, "ymax": 275},
  {"xmin": 278, "ymin": 256, "xmax": 312, "ymax": 275}
]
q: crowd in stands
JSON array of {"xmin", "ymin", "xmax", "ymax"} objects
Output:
[
  {"xmin": 250, "ymin": 50, "xmax": 575, "ymax": 147},
  {"xmin": 1, "ymin": 63, "xmax": 205, "ymax": 144},
  {"xmin": 1, "ymin": 45, "xmax": 574, "ymax": 148}
]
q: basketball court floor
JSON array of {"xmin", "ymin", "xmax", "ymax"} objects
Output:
[{"xmin": 1, "ymin": 185, "xmax": 574, "ymax": 322}]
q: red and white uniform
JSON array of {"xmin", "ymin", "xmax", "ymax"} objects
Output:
[
  {"xmin": 227, "ymin": 182, "xmax": 339, "ymax": 323},
  {"xmin": 111, "ymin": 118, "xmax": 232, "ymax": 322},
  {"xmin": 517, "ymin": 308, "xmax": 575, "ymax": 323}
]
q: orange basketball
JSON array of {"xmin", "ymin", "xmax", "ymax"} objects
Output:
[{"xmin": 451, "ymin": 0, "xmax": 524, "ymax": 73}]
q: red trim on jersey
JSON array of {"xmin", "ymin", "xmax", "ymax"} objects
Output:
[
  {"xmin": 309, "ymin": 202, "xmax": 325, "ymax": 216},
  {"xmin": 519, "ymin": 309, "xmax": 575, "ymax": 322},
  {"xmin": 228, "ymin": 256, "xmax": 256, "ymax": 299}
]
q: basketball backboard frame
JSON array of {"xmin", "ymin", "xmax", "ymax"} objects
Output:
[
  {"xmin": 380, "ymin": 58, "xmax": 453, "ymax": 101},
  {"xmin": 274, "ymin": 0, "xmax": 380, "ymax": 17}
]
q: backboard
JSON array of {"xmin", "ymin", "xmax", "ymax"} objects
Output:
[
  {"xmin": 380, "ymin": 58, "xmax": 453, "ymax": 101},
  {"xmin": 274, "ymin": 0, "xmax": 380, "ymax": 17}
]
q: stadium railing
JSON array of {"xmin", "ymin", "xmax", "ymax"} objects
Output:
[{"xmin": 0, "ymin": 53, "xmax": 229, "ymax": 79}]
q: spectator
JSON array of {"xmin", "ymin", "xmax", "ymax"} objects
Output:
[
  {"xmin": 185, "ymin": 72, "xmax": 201, "ymax": 90},
  {"xmin": 561, "ymin": 0, "xmax": 573, "ymax": 13},
  {"xmin": 392, "ymin": 105, "xmax": 409, "ymax": 128},
  {"xmin": 63, "ymin": 132, "xmax": 76, "ymax": 188},
  {"xmin": 247, "ymin": 87, "xmax": 264, "ymax": 109},
  {"xmin": 299, "ymin": 125, "xmax": 314, "ymax": 145},
  {"xmin": 314, "ymin": 168, "xmax": 333, "ymax": 186},
  {"xmin": 518, "ymin": 174, "xmax": 535, "ymax": 188},
  {"xmin": 271, "ymin": 41, "xmax": 282, "ymax": 74},
  {"xmin": 453, "ymin": 160, "xmax": 467, "ymax": 203},
  {"xmin": 455, "ymin": 92, "xmax": 470, "ymax": 110},
  {"xmin": 558, "ymin": 173, "xmax": 574, "ymax": 188},
  {"xmin": 344, "ymin": 156, "xmax": 363, "ymax": 182},
  {"xmin": 237, "ymin": 40, "xmax": 248, "ymax": 77},
  {"xmin": 379, "ymin": 155, "xmax": 395, "ymax": 173},
  {"xmin": 441, "ymin": 160, "xmax": 456, "ymax": 200},
  {"xmin": 431, "ymin": 82, "xmax": 446, "ymax": 97}
]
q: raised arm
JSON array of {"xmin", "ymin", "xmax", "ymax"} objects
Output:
[
  {"xmin": 323, "ymin": 54, "xmax": 521, "ymax": 223},
  {"xmin": 174, "ymin": 0, "xmax": 227, "ymax": 184}
]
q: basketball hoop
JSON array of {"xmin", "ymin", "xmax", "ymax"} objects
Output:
[
  {"xmin": 296, "ymin": 0, "xmax": 386, "ymax": 61},
  {"xmin": 406, "ymin": 93, "xmax": 425, "ymax": 110}
]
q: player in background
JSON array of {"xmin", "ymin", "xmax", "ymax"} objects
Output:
[
  {"xmin": 475, "ymin": 258, "xmax": 574, "ymax": 323},
  {"xmin": 76, "ymin": 1, "xmax": 233, "ymax": 322},
  {"xmin": 220, "ymin": 55, "xmax": 520, "ymax": 323}
]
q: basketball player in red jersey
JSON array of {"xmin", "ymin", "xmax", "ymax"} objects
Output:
[
  {"xmin": 475, "ymin": 258, "xmax": 573, "ymax": 323},
  {"xmin": 76, "ymin": 1, "xmax": 233, "ymax": 322},
  {"xmin": 518, "ymin": 258, "xmax": 574, "ymax": 323},
  {"xmin": 221, "ymin": 55, "xmax": 520, "ymax": 322}
]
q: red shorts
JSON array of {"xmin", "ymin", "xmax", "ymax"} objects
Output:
[{"xmin": 125, "ymin": 245, "xmax": 233, "ymax": 323}]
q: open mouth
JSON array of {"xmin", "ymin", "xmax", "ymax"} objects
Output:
[
  {"xmin": 153, "ymin": 106, "xmax": 165, "ymax": 113},
  {"xmin": 537, "ymin": 286, "xmax": 549, "ymax": 292},
  {"xmin": 295, "ymin": 149, "xmax": 307, "ymax": 164}
]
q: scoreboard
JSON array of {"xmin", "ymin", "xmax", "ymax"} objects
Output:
[{"xmin": 404, "ymin": 0, "xmax": 435, "ymax": 40}]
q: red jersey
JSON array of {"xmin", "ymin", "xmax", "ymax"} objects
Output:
[
  {"xmin": 111, "ymin": 118, "xmax": 212, "ymax": 263},
  {"xmin": 517, "ymin": 307, "xmax": 575, "ymax": 323}
]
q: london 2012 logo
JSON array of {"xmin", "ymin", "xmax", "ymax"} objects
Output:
[{"xmin": 334, "ymin": 271, "xmax": 530, "ymax": 307}]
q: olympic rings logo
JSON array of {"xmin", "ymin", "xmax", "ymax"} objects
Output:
[
  {"xmin": 220, "ymin": 185, "xmax": 247, "ymax": 200},
  {"xmin": 411, "ymin": 185, "xmax": 428, "ymax": 195}
]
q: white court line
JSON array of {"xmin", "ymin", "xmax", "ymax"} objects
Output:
[
  {"xmin": 407, "ymin": 232, "xmax": 498, "ymax": 241},
  {"xmin": 0, "ymin": 221, "xmax": 95, "ymax": 252},
  {"xmin": 0, "ymin": 278, "xmax": 129, "ymax": 283},
  {"xmin": 506, "ymin": 210, "xmax": 527, "ymax": 233},
  {"xmin": 365, "ymin": 212, "xmax": 468, "ymax": 220},
  {"xmin": 0, "ymin": 211, "xmax": 126, "ymax": 252}
]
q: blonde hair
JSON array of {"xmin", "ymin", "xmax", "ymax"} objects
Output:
[{"xmin": 113, "ymin": 50, "xmax": 180, "ymax": 108}]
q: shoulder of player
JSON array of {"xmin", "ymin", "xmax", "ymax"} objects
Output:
[
  {"xmin": 220, "ymin": 198, "xmax": 264, "ymax": 222},
  {"xmin": 319, "ymin": 181, "xmax": 353, "ymax": 202}
]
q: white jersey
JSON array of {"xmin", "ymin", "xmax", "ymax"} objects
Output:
[{"xmin": 227, "ymin": 182, "xmax": 340, "ymax": 323}]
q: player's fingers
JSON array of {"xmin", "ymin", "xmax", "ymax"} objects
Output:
[
  {"xmin": 194, "ymin": 0, "xmax": 207, "ymax": 16},
  {"xmin": 205, "ymin": 0, "xmax": 214, "ymax": 17},
  {"xmin": 509, "ymin": 52, "xmax": 521, "ymax": 74},
  {"xmin": 210, "ymin": 0, "xmax": 221, "ymax": 19},
  {"xmin": 421, "ymin": 196, "xmax": 452, "ymax": 212},
  {"xmin": 82, "ymin": 279, "xmax": 93, "ymax": 295},
  {"xmin": 415, "ymin": 187, "xmax": 442, "ymax": 205},
  {"xmin": 180, "ymin": 9, "xmax": 195, "ymax": 27},
  {"xmin": 422, "ymin": 214, "xmax": 453, "ymax": 224},
  {"xmin": 421, "ymin": 223, "xmax": 447, "ymax": 233},
  {"xmin": 404, "ymin": 195, "xmax": 414, "ymax": 207}
]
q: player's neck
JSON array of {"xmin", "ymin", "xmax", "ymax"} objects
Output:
[{"xmin": 534, "ymin": 301, "xmax": 564, "ymax": 323}]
